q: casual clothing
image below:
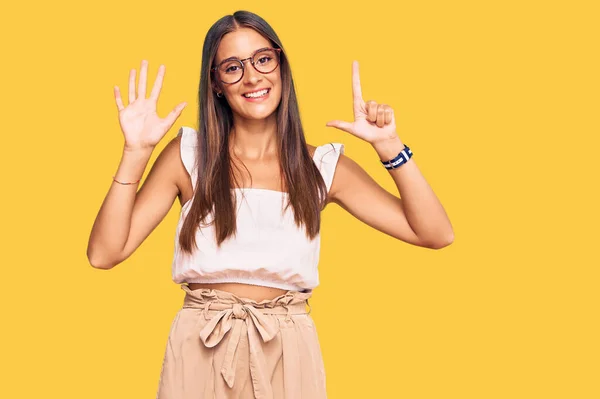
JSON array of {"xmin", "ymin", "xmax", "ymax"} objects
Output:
[
  {"xmin": 171, "ymin": 126, "xmax": 344, "ymax": 292},
  {"xmin": 156, "ymin": 285, "xmax": 326, "ymax": 399},
  {"xmin": 156, "ymin": 126, "xmax": 343, "ymax": 398}
]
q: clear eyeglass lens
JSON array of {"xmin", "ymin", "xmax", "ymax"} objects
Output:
[
  {"xmin": 219, "ymin": 60, "xmax": 244, "ymax": 84},
  {"xmin": 218, "ymin": 49, "xmax": 279, "ymax": 83},
  {"xmin": 253, "ymin": 49, "xmax": 278, "ymax": 73}
]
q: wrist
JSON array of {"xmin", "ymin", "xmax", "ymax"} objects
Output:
[
  {"xmin": 115, "ymin": 146, "xmax": 153, "ymax": 184},
  {"xmin": 122, "ymin": 145, "xmax": 154, "ymax": 158},
  {"xmin": 372, "ymin": 135, "xmax": 405, "ymax": 161}
]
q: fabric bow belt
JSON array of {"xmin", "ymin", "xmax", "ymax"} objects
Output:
[{"xmin": 181, "ymin": 285, "xmax": 310, "ymax": 399}]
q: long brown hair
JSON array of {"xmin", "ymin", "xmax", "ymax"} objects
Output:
[{"xmin": 178, "ymin": 10, "xmax": 328, "ymax": 254}]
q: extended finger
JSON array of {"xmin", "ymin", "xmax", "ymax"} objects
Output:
[
  {"xmin": 163, "ymin": 101, "xmax": 188, "ymax": 128},
  {"xmin": 352, "ymin": 61, "xmax": 364, "ymax": 119},
  {"xmin": 128, "ymin": 68, "xmax": 136, "ymax": 104},
  {"xmin": 150, "ymin": 64, "xmax": 165, "ymax": 101},
  {"xmin": 114, "ymin": 86, "xmax": 125, "ymax": 111},
  {"xmin": 376, "ymin": 104, "xmax": 386, "ymax": 128},
  {"xmin": 366, "ymin": 100, "xmax": 378, "ymax": 123},
  {"xmin": 384, "ymin": 106, "xmax": 394, "ymax": 125},
  {"xmin": 138, "ymin": 60, "xmax": 148, "ymax": 99}
]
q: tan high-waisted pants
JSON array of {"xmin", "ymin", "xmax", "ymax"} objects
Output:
[{"xmin": 156, "ymin": 284, "xmax": 327, "ymax": 399}]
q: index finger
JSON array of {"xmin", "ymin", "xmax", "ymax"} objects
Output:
[{"xmin": 352, "ymin": 60, "xmax": 363, "ymax": 114}]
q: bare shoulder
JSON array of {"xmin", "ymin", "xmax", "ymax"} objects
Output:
[{"xmin": 306, "ymin": 143, "xmax": 317, "ymax": 158}]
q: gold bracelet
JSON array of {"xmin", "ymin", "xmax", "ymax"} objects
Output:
[{"xmin": 112, "ymin": 176, "xmax": 141, "ymax": 185}]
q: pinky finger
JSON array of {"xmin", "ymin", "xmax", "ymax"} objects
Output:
[{"xmin": 114, "ymin": 86, "xmax": 125, "ymax": 111}]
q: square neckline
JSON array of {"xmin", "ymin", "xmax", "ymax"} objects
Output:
[
  {"xmin": 233, "ymin": 187, "xmax": 288, "ymax": 194},
  {"xmin": 179, "ymin": 127, "xmax": 342, "ymax": 209},
  {"xmin": 181, "ymin": 187, "xmax": 287, "ymax": 210}
]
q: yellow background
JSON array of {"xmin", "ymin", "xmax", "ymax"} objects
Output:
[{"xmin": 1, "ymin": 0, "xmax": 598, "ymax": 398}]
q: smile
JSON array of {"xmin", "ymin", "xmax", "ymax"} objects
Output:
[{"xmin": 242, "ymin": 88, "xmax": 270, "ymax": 99}]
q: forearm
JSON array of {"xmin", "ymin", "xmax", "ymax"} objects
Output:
[
  {"xmin": 372, "ymin": 136, "xmax": 454, "ymax": 247},
  {"xmin": 87, "ymin": 146, "xmax": 154, "ymax": 268}
]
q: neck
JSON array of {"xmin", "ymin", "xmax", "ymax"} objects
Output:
[{"xmin": 230, "ymin": 112, "xmax": 278, "ymax": 160}]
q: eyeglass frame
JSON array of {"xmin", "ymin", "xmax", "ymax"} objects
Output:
[{"xmin": 211, "ymin": 47, "xmax": 283, "ymax": 85}]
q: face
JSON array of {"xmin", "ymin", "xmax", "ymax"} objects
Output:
[{"xmin": 213, "ymin": 28, "xmax": 283, "ymax": 121}]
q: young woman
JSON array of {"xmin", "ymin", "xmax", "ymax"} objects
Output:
[{"xmin": 87, "ymin": 10, "xmax": 453, "ymax": 399}]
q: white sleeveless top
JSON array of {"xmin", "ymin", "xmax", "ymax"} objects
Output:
[{"xmin": 171, "ymin": 126, "xmax": 344, "ymax": 292}]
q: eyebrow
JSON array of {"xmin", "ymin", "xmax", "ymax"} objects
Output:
[{"xmin": 217, "ymin": 47, "xmax": 272, "ymax": 65}]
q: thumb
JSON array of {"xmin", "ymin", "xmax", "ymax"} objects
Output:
[
  {"xmin": 325, "ymin": 120, "xmax": 353, "ymax": 134},
  {"xmin": 164, "ymin": 101, "xmax": 187, "ymax": 126}
]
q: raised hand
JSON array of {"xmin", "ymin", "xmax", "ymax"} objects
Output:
[
  {"xmin": 114, "ymin": 60, "xmax": 187, "ymax": 151},
  {"xmin": 326, "ymin": 61, "xmax": 400, "ymax": 146}
]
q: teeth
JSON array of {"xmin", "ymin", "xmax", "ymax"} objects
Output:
[{"xmin": 243, "ymin": 89, "xmax": 269, "ymax": 98}]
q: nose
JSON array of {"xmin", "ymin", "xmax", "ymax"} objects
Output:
[{"xmin": 242, "ymin": 61, "xmax": 262, "ymax": 85}]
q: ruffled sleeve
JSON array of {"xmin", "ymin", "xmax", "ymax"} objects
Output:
[
  {"xmin": 177, "ymin": 126, "xmax": 199, "ymax": 188},
  {"xmin": 312, "ymin": 143, "xmax": 345, "ymax": 192}
]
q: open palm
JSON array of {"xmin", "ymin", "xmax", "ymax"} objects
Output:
[
  {"xmin": 114, "ymin": 60, "xmax": 187, "ymax": 151},
  {"xmin": 326, "ymin": 61, "xmax": 398, "ymax": 145}
]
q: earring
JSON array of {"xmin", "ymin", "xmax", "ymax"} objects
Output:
[{"xmin": 216, "ymin": 92, "xmax": 223, "ymax": 98}]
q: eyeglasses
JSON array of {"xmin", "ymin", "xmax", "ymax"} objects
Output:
[{"xmin": 211, "ymin": 47, "xmax": 282, "ymax": 85}]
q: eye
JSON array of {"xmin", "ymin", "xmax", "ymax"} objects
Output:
[
  {"xmin": 223, "ymin": 64, "xmax": 241, "ymax": 74},
  {"xmin": 256, "ymin": 56, "xmax": 272, "ymax": 65}
]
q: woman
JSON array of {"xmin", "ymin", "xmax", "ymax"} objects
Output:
[{"xmin": 87, "ymin": 10, "xmax": 453, "ymax": 399}]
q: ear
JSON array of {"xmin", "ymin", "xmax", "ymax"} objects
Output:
[{"xmin": 210, "ymin": 73, "xmax": 223, "ymax": 95}]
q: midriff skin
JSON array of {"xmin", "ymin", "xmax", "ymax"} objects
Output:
[{"xmin": 187, "ymin": 282, "xmax": 289, "ymax": 302}]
